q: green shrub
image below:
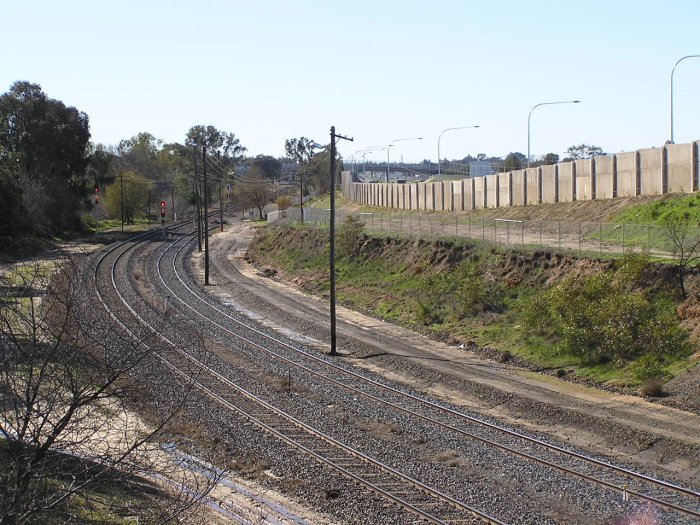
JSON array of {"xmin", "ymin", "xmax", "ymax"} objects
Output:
[
  {"xmin": 522, "ymin": 252, "xmax": 688, "ymax": 365},
  {"xmin": 337, "ymin": 215, "xmax": 365, "ymax": 258},
  {"xmin": 415, "ymin": 259, "xmax": 503, "ymax": 325},
  {"xmin": 631, "ymin": 354, "xmax": 667, "ymax": 383}
]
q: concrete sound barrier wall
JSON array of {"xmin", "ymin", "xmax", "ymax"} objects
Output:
[
  {"xmin": 639, "ymin": 148, "xmax": 665, "ymax": 195},
  {"xmin": 486, "ymin": 174, "xmax": 499, "ymax": 208},
  {"xmin": 525, "ymin": 168, "xmax": 541, "ymax": 205},
  {"xmin": 465, "ymin": 178, "xmax": 475, "ymax": 210},
  {"xmin": 511, "ymin": 170, "xmax": 526, "ymax": 206},
  {"xmin": 453, "ymin": 180, "xmax": 465, "ymax": 211},
  {"xmin": 541, "ymin": 165, "xmax": 557, "ymax": 203},
  {"xmin": 558, "ymin": 162, "xmax": 575, "ymax": 202},
  {"xmin": 426, "ymin": 183, "xmax": 435, "ymax": 211},
  {"xmin": 616, "ymin": 152, "xmax": 638, "ymax": 197},
  {"xmin": 341, "ymin": 140, "xmax": 699, "ymax": 215},
  {"xmin": 498, "ymin": 172, "xmax": 512, "ymax": 207},
  {"xmin": 667, "ymin": 143, "xmax": 695, "ymax": 193},
  {"xmin": 594, "ymin": 155, "xmax": 615, "ymax": 199},
  {"xmin": 474, "ymin": 177, "xmax": 486, "ymax": 209},
  {"xmin": 575, "ymin": 159, "xmax": 594, "ymax": 201}
]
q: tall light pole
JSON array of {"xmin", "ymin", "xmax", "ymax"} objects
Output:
[
  {"xmin": 386, "ymin": 137, "xmax": 422, "ymax": 182},
  {"xmin": 670, "ymin": 54, "xmax": 700, "ymax": 144},
  {"xmin": 527, "ymin": 100, "xmax": 580, "ymax": 167},
  {"xmin": 362, "ymin": 148, "xmax": 385, "ymax": 179},
  {"xmin": 437, "ymin": 125, "xmax": 480, "ymax": 180}
]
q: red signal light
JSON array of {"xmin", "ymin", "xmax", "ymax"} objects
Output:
[{"xmin": 160, "ymin": 201, "xmax": 166, "ymax": 208}]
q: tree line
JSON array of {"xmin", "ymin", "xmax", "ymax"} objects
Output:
[{"xmin": 0, "ymin": 80, "xmax": 339, "ymax": 240}]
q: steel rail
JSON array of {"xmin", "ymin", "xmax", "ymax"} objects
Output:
[
  {"xmin": 92, "ymin": 222, "xmax": 504, "ymax": 525},
  {"xmin": 156, "ymin": 229, "xmax": 700, "ymax": 519}
]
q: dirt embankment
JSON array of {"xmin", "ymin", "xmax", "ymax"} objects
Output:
[{"xmin": 250, "ymin": 220, "xmax": 700, "ymax": 413}]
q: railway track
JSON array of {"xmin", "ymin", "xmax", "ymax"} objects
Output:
[
  {"xmin": 161, "ymin": 223, "xmax": 700, "ymax": 521},
  {"xmin": 92, "ymin": 218, "xmax": 700, "ymax": 523},
  {"xmin": 93, "ymin": 221, "xmax": 502, "ymax": 524}
]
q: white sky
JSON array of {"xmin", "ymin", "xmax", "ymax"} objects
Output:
[{"xmin": 2, "ymin": 0, "xmax": 699, "ymax": 163}]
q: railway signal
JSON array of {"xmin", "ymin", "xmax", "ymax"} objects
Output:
[
  {"xmin": 160, "ymin": 201, "xmax": 166, "ymax": 220},
  {"xmin": 94, "ymin": 185, "xmax": 101, "ymax": 204}
]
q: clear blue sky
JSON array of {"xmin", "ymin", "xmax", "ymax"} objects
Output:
[{"xmin": 3, "ymin": 0, "xmax": 699, "ymax": 163}]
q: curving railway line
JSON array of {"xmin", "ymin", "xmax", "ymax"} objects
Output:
[{"xmin": 91, "ymin": 217, "xmax": 700, "ymax": 524}]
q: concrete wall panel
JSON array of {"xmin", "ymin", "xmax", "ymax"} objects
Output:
[
  {"xmin": 474, "ymin": 177, "xmax": 486, "ymax": 209},
  {"xmin": 558, "ymin": 162, "xmax": 575, "ymax": 202},
  {"xmin": 541, "ymin": 165, "xmax": 557, "ymax": 203},
  {"xmin": 525, "ymin": 168, "xmax": 541, "ymax": 205},
  {"xmin": 434, "ymin": 182, "xmax": 444, "ymax": 210},
  {"xmin": 453, "ymin": 181, "xmax": 464, "ymax": 211},
  {"xmin": 639, "ymin": 148, "xmax": 664, "ymax": 195},
  {"xmin": 594, "ymin": 155, "xmax": 614, "ymax": 199},
  {"xmin": 442, "ymin": 182, "xmax": 453, "ymax": 211},
  {"xmin": 667, "ymin": 143, "xmax": 693, "ymax": 193},
  {"xmin": 498, "ymin": 173, "xmax": 511, "ymax": 207},
  {"xmin": 574, "ymin": 159, "xmax": 593, "ymax": 201},
  {"xmin": 464, "ymin": 178, "xmax": 475, "ymax": 210},
  {"xmin": 425, "ymin": 183, "xmax": 434, "ymax": 211},
  {"xmin": 616, "ymin": 152, "xmax": 638, "ymax": 197},
  {"xmin": 485, "ymin": 174, "xmax": 499, "ymax": 208},
  {"xmin": 511, "ymin": 170, "xmax": 526, "ymax": 206}
]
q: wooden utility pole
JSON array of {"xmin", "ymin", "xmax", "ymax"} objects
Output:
[
  {"xmin": 328, "ymin": 125, "xmax": 353, "ymax": 356},
  {"xmin": 193, "ymin": 146, "xmax": 202, "ymax": 252},
  {"xmin": 120, "ymin": 170, "xmax": 124, "ymax": 232},
  {"xmin": 299, "ymin": 167, "xmax": 304, "ymax": 225},
  {"xmin": 203, "ymin": 146, "xmax": 210, "ymax": 285},
  {"xmin": 219, "ymin": 177, "xmax": 224, "ymax": 231}
]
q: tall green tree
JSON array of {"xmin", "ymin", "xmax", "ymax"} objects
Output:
[
  {"xmin": 103, "ymin": 171, "xmax": 153, "ymax": 224},
  {"xmin": 251, "ymin": 154, "xmax": 282, "ymax": 179},
  {"xmin": 185, "ymin": 125, "xmax": 246, "ymax": 170},
  {"xmin": 0, "ymin": 81, "xmax": 91, "ymax": 234},
  {"xmin": 504, "ymin": 152, "xmax": 526, "ymax": 171},
  {"xmin": 563, "ymin": 144, "xmax": 605, "ymax": 161}
]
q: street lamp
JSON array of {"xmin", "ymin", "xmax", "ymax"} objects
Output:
[
  {"xmin": 437, "ymin": 125, "xmax": 480, "ymax": 180},
  {"xmin": 353, "ymin": 146, "xmax": 384, "ymax": 177},
  {"xmin": 386, "ymin": 137, "xmax": 422, "ymax": 183},
  {"xmin": 358, "ymin": 147, "xmax": 385, "ymax": 179},
  {"xmin": 527, "ymin": 100, "xmax": 580, "ymax": 167},
  {"xmin": 670, "ymin": 54, "xmax": 700, "ymax": 144}
]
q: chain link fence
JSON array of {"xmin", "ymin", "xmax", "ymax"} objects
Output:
[{"xmin": 273, "ymin": 207, "xmax": 696, "ymax": 258}]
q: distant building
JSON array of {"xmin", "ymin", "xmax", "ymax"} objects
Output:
[{"xmin": 469, "ymin": 160, "xmax": 491, "ymax": 177}]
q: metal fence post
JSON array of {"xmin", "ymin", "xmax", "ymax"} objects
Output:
[
  {"xmin": 622, "ymin": 223, "xmax": 625, "ymax": 253},
  {"xmin": 558, "ymin": 221, "xmax": 561, "ymax": 249}
]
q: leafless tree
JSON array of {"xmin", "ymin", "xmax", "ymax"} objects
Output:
[
  {"xmin": 0, "ymin": 256, "xmax": 224, "ymax": 524},
  {"xmin": 239, "ymin": 169, "xmax": 274, "ymax": 220},
  {"xmin": 663, "ymin": 216, "xmax": 700, "ymax": 298}
]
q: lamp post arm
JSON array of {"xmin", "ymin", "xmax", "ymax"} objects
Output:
[
  {"xmin": 670, "ymin": 54, "xmax": 700, "ymax": 143},
  {"xmin": 527, "ymin": 100, "xmax": 579, "ymax": 167},
  {"xmin": 437, "ymin": 126, "xmax": 479, "ymax": 179}
]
